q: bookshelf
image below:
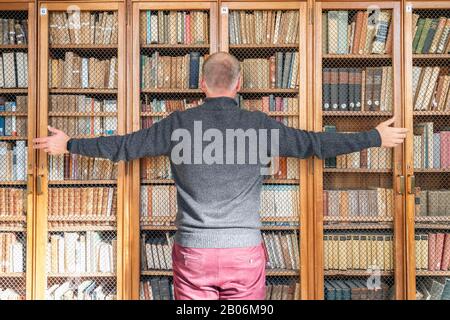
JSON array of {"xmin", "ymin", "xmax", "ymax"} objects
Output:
[
  {"xmin": 314, "ymin": 1, "xmax": 405, "ymax": 300},
  {"xmin": 220, "ymin": 0, "xmax": 308, "ymax": 300},
  {"xmin": 404, "ymin": 1, "xmax": 450, "ymax": 300},
  {"xmin": 0, "ymin": 1, "xmax": 35, "ymax": 301},
  {"xmin": 129, "ymin": 0, "xmax": 218, "ymax": 300},
  {"xmin": 36, "ymin": 1, "xmax": 126, "ymax": 300}
]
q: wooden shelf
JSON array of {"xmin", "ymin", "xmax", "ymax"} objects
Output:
[
  {"xmin": 48, "ymin": 112, "xmax": 117, "ymax": 117},
  {"xmin": 49, "ymin": 88, "xmax": 117, "ymax": 94},
  {"xmin": 0, "ymin": 112, "xmax": 28, "ymax": 116},
  {"xmin": 141, "ymin": 179, "xmax": 174, "ymax": 184},
  {"xmin": 48, "ymin": 180, "xmax": 117, "ymax": 185},
  {"xmin": 413, "ymin": 111, "xmax": 450, "ymax": 116},
  {"xmin": 48, "ymin": 226, "xmax": 116, "ymax": 232},
  {"xmin": 0, "ymin": 273, "xmax": 25, "ymax": 278},
  {"xmin": 324, "ymin": 270, "xmax": 393, "ymax": 277},
  {"xmin": 141, "ymin": 269, "xmax": 299, "ymax": 277},
  {"xmin": 0, "ymin": 88, "xmax": 28, "ymax": 94},
  {"xmin": 323, "ymin": 54, "xmax": 392, "ymax": 59},
  {"xmin": 324, "ymin": 223, "xmax": 394, "ymax": 230},
  {"xmin": 323, "ymin": 111, "xmax": 393, "ymax": 117},
  {"xmin": 239, "ymin": 88, "xmax": 298, "ymax": 94},
  {"xmin": 140, "ymin": 225, "xmax": 299, "ymax": 231},
  {"xmin": 47, "ymin": 273, "xmax": 115, "ymax": 278},
  {"xmin": 415, "ymin": 271, "xmax": 450, "ymax": 277},
  {"xmin": 415, "ymin": 223, "xmax": 450, "ymax": 230},
  {"xmin": 141, "ymin": 44, "xmax": 209, "ymax": 49},
  {"xmin": 414, "ymin": 168, "xmax": 450, "ymax": 173},
  {"xmin": 0, "ymin": 181, "xmax": 26, "ymax": 185},
  {"xmin": 0, "ymin": 44, "xmax": 28, "ymax": 50},
  {"xmin": 49, "ymin": 44, "xmax": 118, "ymax": 49},
  {"xmin": 415, "ymin": 216, "xmax": 450, "ymax": 223},
  {"xmin": 324, "ymin": 217, "xmax": 393, "ymax": 223},
  {"xmin": 0, "ymin": 226, "xmax": 26, "ymax": 232},
  {"xmin": 140, "ymin": 88, "xmax": 203, "ymax": 94},
  {"xmin": 230, "ymin": 43, "xmax": 299, "ymax": 49},
  {"xmin": 413, "ymin": 54, "xmax": 450, "ymax": 59},
  {"xmin": 0, "ymin": 136, "xmax": 28, "ymax": 141},
  {"xmin": 0, "ymin": 216, "xmax": 26, "ymax": 222},
  {"xmin": 141, "ymin": 178, "xmax": 300, "ymax": 185},
  {"xmin": 324, "ymin": 168, "xmax": 392, "ymax": 173},
  {"xmin": 47, "ymin": 215, "xmax": 116, "ymax": 222}
]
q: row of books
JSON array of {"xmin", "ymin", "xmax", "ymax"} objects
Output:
[
  {"xmin": 228, "ymin": 10, "xmax": 299, "ymax": 45},
  {"xmin": 0, "ymin": 233, "xmax": 24, "ymax": 273},
  {"xmin": 49, "ymin": 116, "xmax": 117, "ymax": 136},
  {"xmin": 0, "ymin": 96, "xmax": 27, "ymax": 137},
  {"xmin": 141, "ymin": 233, "xmax": 173, "ymax": 270},
  {"xmin": 46, "ymin": 281, "xmax": 116, "ymax": 300},
  {"xmin": 0, "ymin": 288, "xmax": 22, "ymax": 300},
  {"xmin": 141, "ymin": 97, "xmax": 201, "ymax": 113},
  {"xmin": 412, "ymin": 67, "xmax": 450, "ymax": 111},
  {"xmin": 48, "ymin": 154, "xmax": 117, "ymax": 181},
  {"xmin": 412, "ymin": 16, "xmax": 450, "ymax": 54},
  {"xmin": 0, "ymin": 96, "xmax": 26, "ymax": 112},
  {"xmin": 415, "ymin": 233, "xmax": 450, "ymax": 271},
  {"xmin": 413, "ymin": 123, "xmax": 450, "ymax": 169},
  {"xmin": 48, "ymin": 187, "xmax": 116, "ymax": 218},
  {"xmin": 0, "ymin": 18, "xmax": 27, "ymax": 45},
  {"xmin": 323, "ymin": 10, "xmax": 392, "ymax": 55},
  {"xmin": 324, "ymin": 234, "xmax": 394, "ymax": 271},
  {"xmin": 322, "ymin": 67, "xmax": 393, "ymax": 112},
  {"xmin": 268, "ymin": 157, "xmax": 299, "ymax": 180},
  {"xmin": 241, "ymin": 52, "xmax": 299, "ymax": 89},
  {"xmin": 140, "ymin": 277, "xmax": 173, "ymax": 300},
  {"xmin": 0, "ymin": 52, "xmax": 28, "ymax": 88},
  {"xmin": 260, "ymin": 185, "xmax": 299, "ymax": 219},
  {"xmin": 139, "ymin": 11, "xmax": 209, "ymax": 45},
  {"xmin": 141, "ymin": 156, "xmax": 172, "ymax": 180},
  {"xmin": 49, "ymin": 53, "xmax": 118, "ymax": 89},
  {"xmin": 416, "ymin": 278, "xmax": 450, "ymax": 300},
  {"xmin": 266, "ymin": 282, "xmax": 300, "ymax": 300},
  {"xmin": 323, "ymin": 188, "xmax": 394, "ymax": 219},
  {"xmin": 0, "ymin": 188, "xmax": 25, "ymax": 217},
  {"xmin": 49, "ymin": 12, "xmax": 118, "ymax": 45},
  {"xmin": 326, "ymin": 148, "xmax": 393, "ymax": 170},
  {"xmin": 263, "ymin": 231, "xmax": 299, "ymax": 270},
  {"xmin": 47, "ymin": 232, "xmax": 116, "ymax": 274},
  {"xmin": 325, "ymin": 279, "xmax": 392, "ymax": 300},
  {"xmin": 0, "ymin": 141, "xmax": 27, "ymax": 181},
  {"xmin": 140, "ymin": 185, "xmax": 177, "ymax": 225},
  {"xmin": 140, "ymin": 52, "xmax": 205, "ymax": 89},
  {"xmin": 49, "ymin": 95, "xmax": 117, "ymax": 113},
  {"xmin": 238, "ymin": 96, "xmax": 299, "ymax": 113},
  {"xmin": 415, "ymin": 189, "xmax": 450, "ymax": 217}
]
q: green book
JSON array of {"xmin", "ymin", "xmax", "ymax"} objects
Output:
[
  {"xmin": 412, "ymin": 18, "xmax": 425, "ymax": 51},
  {"xmin": 422, "ymin": 19, "xmax": 439, "ymax": 53},
  {"xmin": 416, "ymin": 18, "xmax": 433, "ymax": 53}
]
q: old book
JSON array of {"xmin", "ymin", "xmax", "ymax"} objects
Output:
[
  {"xmin": 372, "ymin": 11, "xmax": 391, "ymax": 54},
  {"xmin": 338, "ymin": 68, "xmax": 349, "ymax": 110},
  {"xmin": 416, "ymin": 18, "xmax": 433, "ymax": 53}
]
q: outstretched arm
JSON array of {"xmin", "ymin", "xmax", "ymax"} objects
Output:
[
  {"xmin": 33, "ymin": 113, "xmax": 176, "ymax": 162},
  {"xmin": 264, "ymin": 116, "xmax": 407, "ymax": 159}
]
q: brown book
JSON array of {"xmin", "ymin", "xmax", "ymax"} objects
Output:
[
  {"xmin": 358, "ymin": 12, "xmax": 369, "ymax": 55},
  {"xmin": 430, "ymin": 17, "xmax": 447, "ymax": 54},
  {"xmin": 441, "ymin": 233, "xmax": 450, "ymax": 271},
  {"xmin": 428, "ymin": 233, "xmax": 436, "ymax": 271},
  {"xmin": 339, "ymin": 191, "xmax": 349, "ymax": 221},
  {"xmin": 323, "ymin": 190, "xmax": 329, "ymax": 217},
  {"xmin": 360, "ymin": 149, "xmax": 368, "ymax": 169},
  {"xmin": 435, "ymin": 233, "xmax": 445, "ymax": 270}
]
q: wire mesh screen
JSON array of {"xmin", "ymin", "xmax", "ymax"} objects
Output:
[
  {"xmin": 45, "ymin": 10, "xmax": 119, "ymax": 300},
  {"xmin": 322, "ymin": 9, "xmax": 395, "ymax": 300},
  {"xmin": 138, "ymin": 9, "xmax": 209, "ymax": 300},
  {"xmin": 228, "ymin": 9, "xmax": 301, "ymax": 299},
  {"xmin": 0, "ymin": 9, "xmax": 28, "ymax": 301},
  {"xmin": 411, "ymin": 8, "xmax": 450, "ymax": 300}
]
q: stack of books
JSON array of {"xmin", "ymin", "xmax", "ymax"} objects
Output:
[
  {"xmin": 412, "ymin": 15, "xmax": 450, "ymax": 54},
  {"xmin": 415, "ymin": 188, "xmax": 450, "ymax": 217},
  {"xmin": 0, "ymin": 52, "xmax": 28, "ymax": 88},
  {"xmin": 0, "ymin": 18, "xmax": 27, "ymax": 45},
  {"xmin": 415, "ymin": 233, "xmax": 450, "ymax": 271},
  {"xmin": 412, "ymin": 67, "xmax": 450, "ymax": 111},
  {"xmin": 48, "ymin": 154, "xmax": 117, "ymax": 181},
  {"xmin": 413, "ymin": 123, "xmax": 450, "ymax": 169},
  {"xmin": 0, "ymin": 141, "xmax": 27, "ymax": 181}
]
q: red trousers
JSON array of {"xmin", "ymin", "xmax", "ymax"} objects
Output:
[{"xmin": 172, "ymin": 242, "xmax": 267, "ymax": 300}]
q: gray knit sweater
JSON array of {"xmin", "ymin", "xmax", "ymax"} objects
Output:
[{"xmin": 68, "ymin": 96, "xmax": 381, "ymax": 248}]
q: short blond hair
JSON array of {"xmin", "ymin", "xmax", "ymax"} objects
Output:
[{"xmin": 202, "ymin": 52, "xmax": 241, "ymax": 91}]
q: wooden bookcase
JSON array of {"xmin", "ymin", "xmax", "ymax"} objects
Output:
[
  {"xmin": 313, "ymin": 1, "xmax": 405, "ymax": 300},
  {"xmin": 129, "ymin": 0, "xmax": 218, "ymax": 300},
  {"xmin": 35, "ymin": 0, "xmax": 126, "ymax": 300},
  {"xmin": 404, "ymin": 0, "xmax": 450, "ymax": 300},
  {"xmin": 219, "ymin": 0, "xmax": 309, "ymax": 299},
  {"xmin": 0, "ymin": 0, "xmax": 36, "ymax": 301}
]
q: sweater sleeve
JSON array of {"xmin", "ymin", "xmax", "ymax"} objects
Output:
[
  {"xmin": 67, "ymin": 112, "xmax": 177, "ymax": 162},
  {"xmin": 262, "ymin": 113, "xmax": 382, "ymax": 159}
]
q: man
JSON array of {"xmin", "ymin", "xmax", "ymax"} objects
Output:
[{"xmin": 34, "ymin": 52, "xmax": 407, "ymax": 300}]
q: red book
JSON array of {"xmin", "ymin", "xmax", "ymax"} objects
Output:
[
  {"xmin": 435, "ymin": 233, "xmax": 446, "ymax": 270},
  {"xmin": 276, "ymin": 157, "xmax": 287, "ymax": 180},
  {"xmin": 441, "ymin": 131, "xmax": 450, "ymax": 168},
  {"xmin": 269, "ymin": 56, "xmax": 276, "ymax": 88},
  {"xmin": 262, "ymin": 96, "xmax": 270, "ymax": 113},
  {"xmin": 428, "ymin": 233, "xmax": 436, "ymax": 271},
  {"xmin": 441, "ymin": 233, "xmax": 450, "ymax": 271},
  {"xmin": 323, "ymin": 190, "xmax": 329, "ymax": 217}
]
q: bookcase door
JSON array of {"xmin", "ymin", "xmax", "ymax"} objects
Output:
[
  {"xmin": 404, "ymin": 1, "xmax": 450, "ymax": 300},
  {"xmin": 0, "ymin": 1, "xmax": 35, "ymax": 301},
  {"xmin": 36, "ymin": 1, "xmax": 126, "ymax": 300},
  {"xmin": 313, "ymin": 1, "xmax": 405, "ymax": 300},
  {"xmin": 130, "ymin": 1, "xmax": 218, "ymax": 300},
  {"xmin": 220, "ymin": 1, "xmax": 308, "ymax": 300}
]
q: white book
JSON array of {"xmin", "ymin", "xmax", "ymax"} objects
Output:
[
  {"xmin": 145, "ymin": 242, "xmax": 154, "ymax": 269},
  {"xmin": 10, "ymin": 241, "xmax": 24, "ymax": 272},
  {"xmin": 0, "ymin": 56, "xmax": 3, "ymax": 87},
  {"xmin": 151, "ymin": 241, "xmax": 160, "ymax": 269},
  {"xmin": 285, "ymin": 233, "xmax": 295, "ymax": 270},
  {"xmin": 15, "ymin": 52, "xmax": 25, "ymax": 87},
  {"xmin": 15, "ymin": 140, "xmax": 26, "ymax": 181},
  {"xmin": 65, "ymin": 232, "xmax": 78, "ymax": 273},
  {"xmin": 58, "ymin": 235, "xmax": 65, "ymax": 273},
  {"xmin": 76, "ymin": 235, "xmax": 86, "ymax": 273},
  {"xmin": 54, "ymin": 282, "xmax": 71, "ymax": 300},
  {"xmin": 106, "ymin": 187, "xmax": 114, "ymax": 216},
  {"xmin": 108, "ymin": 57, "xmax": 117, "ymax": 89},
  {"xmin": 3, "ymin": 52, "xmax": 16, "ymax": 88},
  {"xmin": 45, "ymin": 284, "xmax": 60, "ymax": 300},
  {"xmin": 98, "ymin": 243, "xmax": 112, "ymax": 273},
  {"xmin": 77, "ymin": 280, "xmax": 93, "ymax": 300},
  {"xmin": 81, "ymin": 58, "xmax": 89, "ymax": 88},
  {"xmin": 23, "ymin": 53, "xmax": 28, "ymax": 87}
]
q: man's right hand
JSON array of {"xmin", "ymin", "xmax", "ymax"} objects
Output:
[
  {"xmin": 33, "ymin": 126, "xmax": 70, "ymax": 155},
  {"xmin": 375, "ymin": 117, "xmax": 408, "ymax": 148}
]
